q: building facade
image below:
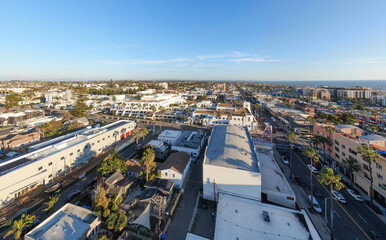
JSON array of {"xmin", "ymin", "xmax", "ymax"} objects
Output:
[{"xmin": 0, "ymin": 120, "xmax": 135, "ymax": 207}]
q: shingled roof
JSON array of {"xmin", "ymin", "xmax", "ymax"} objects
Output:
[{"xmin": 158, "ymin": 152, "xmax": 190, "ymax": 174}]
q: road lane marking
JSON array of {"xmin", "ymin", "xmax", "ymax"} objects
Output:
[
  {"xmin": 357, "ymin": 213, "xmax": 368, "ymax": 224},
  {"xmin": 334, "ymin": 210, "xmax": 341, "ymax": 219}
]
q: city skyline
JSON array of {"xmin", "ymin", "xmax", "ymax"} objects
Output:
[{"xmin": 1, "ymin": 0, "xmax": 386, "ymax": 81}]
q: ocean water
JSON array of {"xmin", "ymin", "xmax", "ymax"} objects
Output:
[{"xmin": 256, "ymin": 80, "xmax": 386, "ymax": 90}]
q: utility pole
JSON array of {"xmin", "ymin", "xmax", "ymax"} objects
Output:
[{"xmin": 213, "ymin": 179, "xmax": 216, "ymax": 202}]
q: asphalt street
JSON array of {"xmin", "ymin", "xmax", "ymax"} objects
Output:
[{"xmin": 263, "ymin": 109, "xmax": 386, "ymax": 240}]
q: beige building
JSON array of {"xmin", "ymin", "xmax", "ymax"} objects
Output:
[
  {"xmin": 333, "ymin": 125, "xmax": 386, "ymax": 204},
  {"xmin": 0, "ymin": 120, "xmax": 135, "ymax": 207}
]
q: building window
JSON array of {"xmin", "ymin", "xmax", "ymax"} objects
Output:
[
  {"xmin": 349, "ymin": 156, "xmax": 355, "ymax": 161},
  {"xmin": 349, "ymin": 148, "xmax": 357, "ymax": 155},
  {"xmin": 92, "ymin": 143, "xmax": 94, "ymax": 146},
  {"xmin": 165, "ymin": 172, "xmax": 167, "ymax": 176},
  {"xmin": 172, "ymin": 174, "xmax": 175, "ymax": 178},
  {"xmin": 342, "ymin": 152, "xmax": 346, "ymax": 157},
  {"xmin": 57, "ymin": 169, "xmax": 62, "ymax": 173},
  {"xmin": 376, "ymin": 163, "xmax": 382, "ymax": 170},
  {"xmin": 377, "ymin": 174, "xmax": 383, "ymax": 180},
  {"xmin": 38, "ymin": 166, "xmax": 43, "ymax": 171},
  {"xmin": 335, "ymin": 147, "xmax": 340, "ymax": 152},
  {"xmin": 48, "ymin": 162, "xmax": 52, "ymax": 166},
  {"xmin": 103, "ymin": 138, "xmax": 105, "ymax": 140},
  {"xmin": 97, "ymin": 140, "xmax": 100, "ymax": 143},
  {"xmin": 342, "ymin": 145, "xmax": 346, "ymax": 149},
  {"xmin": 48, "ymin": 174, "xmax": 52, "ymax": 178},
  {"xmin": 335, "ymin": 153, "xmax": 340, "ymax": 159},
  {"xmin": 334, "ymin": 140, "xmax": 340, "ymax": 146},
  {"xmin": 70, "ymin": 152, "xmax": 73, "ymax": 156},
  {"xmin": 363, "ymin": 163, "xmax": 369, "ymax": 171}
]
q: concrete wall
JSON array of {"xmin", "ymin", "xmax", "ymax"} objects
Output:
[{"xmin": 203, "ymin": 163, "xmax": 262, "ymax": 201}]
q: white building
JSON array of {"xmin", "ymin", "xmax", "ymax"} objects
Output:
[
  {"xmin": 203, "ymin": 125, "xmax": 262, "ymax": 201},
  {"xmin": 0, "ymin": 120, "xmax": 135, "ymax": 207},
  {"xmin": 214, "ymin": 193, "xmax": 320, "ymax": 240},
  {"xmin": 158, "ymin": 130, "xmax": 182, "ymax": 145},
  {"xmin": 110, "ymin": 94, "xmax": 185, "ymax": 119},
  {"xmin": 25, "ymin": 203, "xmax": 101, "ymax": 240},
  {"xmin": 158, "ymin": 152, "xmax": 191, "ymax": 188},
  {"xmin": 158, "ymin": 130, "xmax": 205, "ymax": 158}
]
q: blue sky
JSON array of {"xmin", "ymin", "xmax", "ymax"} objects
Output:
[{"xmin": 1, "ymin": 0, "xmax": 386, "ymax": 81}]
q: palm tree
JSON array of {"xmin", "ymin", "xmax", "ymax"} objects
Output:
[
  {"xmin": 141, "ymin": 147, "xmax": 156, "ymax": 182},
  {"xmin": 341, "ymin": 158, "xmax": 361, "ymax": 187},
  {"xmin": 318, "ymin": 168, "xmax": 345, "ymax": 240},
  {"xmin": 240, "ymin": 111, "xmax": 246, "ymax": 127},
  {"xmin": 4, "ymin": 214, "xmax": 37, "ymax": 240},
  {"xmin": 307, "ymin": 116, "xmax": 317, "ymax": 146},
  {"xmin": 140, "ymin": 127, "xmax": 149, "ymax": 140},
  {"xmin": 357, "ymin": 144, "xmax": 381, "ymax": 204},
  {"xmin": 133, "ymin": 130, "xmax": 141, "ymax": 144},
  {"xmin": 369, "ymin": 124, "xmax": 380, "ymax": 135},
  {"xmin": 303, "ymin": 147, "xmax": 320, "ymax": 207},
  {"xmin": 227, "ymin": 113, "xmax": 233, "ymax": 124},
  {"xmin": 216, "ymin": 112, "xmax": 221, "ymax": 121},
  {"xmin": 325, "ymin": 126, "xmax": 335, "ymax": 167},
  {"xmin": 287, "ymin": 131, "xmax": 298, "ymax": 179},
  {"xmin": 43, "ymin": 194, "xmax": 59, "ymax": 213}
]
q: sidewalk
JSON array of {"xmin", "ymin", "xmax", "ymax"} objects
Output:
[{"xmin": 278, "ymin": 156, "xmax": 331, "ymax": 240}]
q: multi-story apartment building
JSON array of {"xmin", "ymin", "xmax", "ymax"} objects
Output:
[
  {"xmin": 328, "ymin": 125, "xmax": 385, "ymax": 204},
  {"xmin": 191, "ymin": 102, "xmax": 257, "ymax": 131},
  {"xmin": 336, "ymin": 88, "xmax": 372, "ymax": 99},
  {"xmin": 110, "ymin": 94, "xmax": 185, "ymax": 119},
  {"xmin": 0, "ymin": 120, "xmax": 135, "ymax": 207}
]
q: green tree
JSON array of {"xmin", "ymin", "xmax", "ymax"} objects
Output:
[
  {"xmin": 341, "ymin": 158, "xmax": 361, "ymax": 187},
  {"xmin": 99, "ymin": 235, "xmax": 109, "ymax": 240},
  {"xmin": 70, "ymin": 100, "xmax": 89, "ymax": 118},
  {"xmin": 106, "ymin": 212, "xmax": 118, "ymax": 230},
  {"xmin": 140, "ymin": 147, "xmax": 156, "ymax": 182},
  {"xmin": 94, "ymin": 185, "xmax": 110, "ymax": 212},
  {"xmin": 369, "ymin": 124, "xmax": 380, "ymax": 135},
  {"xmin": 227, "ymin": 113, "xmax": 232, "ymax": 123},
  {"xmin": 114, "ymin": 212, "xmax": 128, "ymax": 232},
  {"xmin": 97, "ymin": 151, "xmax": 127, "ymax": 176},
  {"xmin": 140, "ymin": 127, "xmax": 149, "ymax": 141},
  {"xmin": 103, "ymin": 209, "xmax": 111, "ymax": 218},
  {"xmin": 4, "ymin": 214, "xmax": 37, "ymax": 240},
  {"xmin": 303, "ymin": 147, "xmax": 320, "ymax": 206},
  {"xmin": 42, "ymin": 194, "xmax": 59, "ymax": 213},
  {"xmin": 357, "ymin": 145, "xmax": 381, "ymax": 204},
  {"xmin": 287, "ymin": 131, "xmax": 298, "ymax": 179},
  {"xmin": 5, "ymin": 94, "xmax": 21, "ymax": 109},
  {"xmin": 318, "ymin": 168, "xmax": 345, "ymax": 240}
]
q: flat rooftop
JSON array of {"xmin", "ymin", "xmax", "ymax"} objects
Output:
[
  {"xmin": 360, "ymin": 135, "xmax": 386, "ymax": 141},
  {"xmin": 0, "ymin": 121, "xmax": 133, "ymax": 175},
  {"xmin": 214, "ymin": 193, "xmax": 311, "ymax": 240},
  {"xmin": 159, "ymin": 130, "xmax": 181, "ymax": 139},
  {"xmin": 25, "ymin": 203, "xmax": 98, "ymax": 240},
  {"xmin": 174, "ymin": 131, "xmax": 203, "ymax": 149},
  {"xmin": 256, "ymin": 144, "xmax": 294, "ymax": 196},
  {"xmin": 205, "ymin": 125, "xmax": 259, "ymax": 172}
]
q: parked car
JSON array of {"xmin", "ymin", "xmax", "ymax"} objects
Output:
[
  {"xmin": 347, "ymin": 189, "xmax": 363, "ymax": 202},
  {"xmin": 136, "ymin": 144, "xmax": 142, "ymax": 150},
  {"xmin": 332, "ymin": 190, "xmax": 347, "ymax": 204},
  {"xmin": 313, "ymin": 186, "xmax": 324, "ymax": 198},
  {"xmin": 312, "ymin": 161, "xmax": 322, "ymax": 170},
  {"xmin": 307, "ymin": 164, "xmax": 319, "ymax": 174},
  {"xmin": 281, "ymin": 156, "xmax": 289, "ymax": 165},
  {"xmin": 369, "ymin": 231, "xmax": 381, "ymax": 240},
  {"xmin": 65, "ymin": 190, "xmax": 81, "ymax": 203},
  {"xmin": 308, "ymin": 195, "xmax": 322, "ymax": 213},
  {"xmin": 295, "ymin": 176, "xmax": 306, "ymax": 187}
]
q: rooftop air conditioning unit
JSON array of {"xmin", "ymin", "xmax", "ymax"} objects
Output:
[{"xmin": 263, "ymin": 211, "xmax": 270, "ymax": 222}]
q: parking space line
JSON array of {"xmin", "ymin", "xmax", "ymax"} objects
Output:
[
  {"xmin": 334, "ymin": 210, "xmax": 341, "ymax": 219},
  {"xmin": 357, "ymin": 213, "xmax": 368, "ymax": 224}
]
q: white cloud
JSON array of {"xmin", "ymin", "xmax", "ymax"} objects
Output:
[
  {"xmin": 230, "ymin": 57, "xmax": 285, "ymax": 63},
  {"xmin": 101, "ymin": 58, "xmax": 194, "ymax": 65},
  {"xmin": 345, "ymin": 58, "xmax": 384, "ymax": 64}
]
